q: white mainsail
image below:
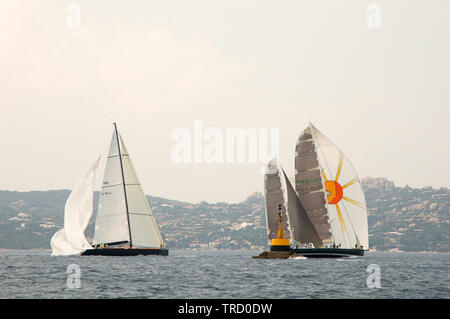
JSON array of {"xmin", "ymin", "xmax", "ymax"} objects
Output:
[
  {"xmin": 309, "ymin": 124, "xmax": 369, "ymax": 249},
  {"xmin": 92, "ymin": 124, "xmax": 165, "ymax": 248},
  {"xmin": 92, "ymin": 128, "xmax": 130, "ymax": 245},
  {"xmin": 119, "ymin": 134, "xmax": 165, "ymax": 248},
  {"xmin": 51, "ymin": 157, "xmax": 100, "ymax": 256}
]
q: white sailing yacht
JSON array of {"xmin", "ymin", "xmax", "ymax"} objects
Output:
[{"xmin": 51, "ymin": 123, "xmax": 168, "ymax": 256}]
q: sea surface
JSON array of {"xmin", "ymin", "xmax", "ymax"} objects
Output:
[{"xmin": 0, "ymin": 249, "xmax": 448, "ymax": 299}]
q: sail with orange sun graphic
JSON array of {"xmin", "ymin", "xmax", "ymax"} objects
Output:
[
  {"xmin": 295, "ymin": 123, "xmax": 369, "ymax": 249},
  {"xmin": 257, "ymin": 123, "xmax": 368, "ymax": 258}
]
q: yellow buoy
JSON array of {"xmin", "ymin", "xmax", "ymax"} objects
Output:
[{"xmin": 270, "ymin": 205, "xmax": 290, "ymax": 249}]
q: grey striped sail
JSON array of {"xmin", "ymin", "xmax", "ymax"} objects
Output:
[
  {"xmin": 295, "ymin": 126, "xmax": 333, "ymax": 245},
  {"xmin": 93, "ymin": 124, "xmax": 165, "ymax": 249},
  {"xmin": 263, "ymin": 159, "xmax": 290, "ymax": 244}
]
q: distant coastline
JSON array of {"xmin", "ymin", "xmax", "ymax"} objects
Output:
[{"xmin": 0, "ymin": 177, "xmax": 449, "ymax": 252}]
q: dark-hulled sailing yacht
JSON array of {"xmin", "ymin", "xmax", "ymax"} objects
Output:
[
  {"xmin": 254, "ymin": 123, "xmax": 368, "ymax": 259},
  {"xmin": 51, "ymin": 123, "xmax": 168, "ymax": 256}
]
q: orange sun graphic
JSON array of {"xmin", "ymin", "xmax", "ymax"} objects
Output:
[{"xmin": 321, "ymin": 152, "xmax": 365, "ymax": 246}]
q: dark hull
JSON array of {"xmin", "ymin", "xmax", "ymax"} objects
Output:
[
  {"xmin": 253, "ymin": 247, "xmax": 364, "ymax": 259},
  {"xmin": 81, "ymin": 248, "xmax": 169, "ymax": 256},
  {"xmin": 290, "ymin": 247, "xmax": 364, "ymax": 258}
]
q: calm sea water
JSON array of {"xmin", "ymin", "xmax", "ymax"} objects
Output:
[{"xmin": 0, "ymin": 249, "xmax": 448, "ymax": 299}]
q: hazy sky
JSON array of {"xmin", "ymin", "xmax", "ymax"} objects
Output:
[{"xmin": 1, "ymin": 1, "xmax": 449, "ymax": 203}]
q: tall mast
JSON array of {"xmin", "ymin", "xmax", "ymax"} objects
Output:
[{"xmin": 114, "ymin": 123, "xmax": 133, "ymax": 247}]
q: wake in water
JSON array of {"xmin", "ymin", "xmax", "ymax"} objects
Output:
[
  {"xmin": 337, "ymin": 256, "xmax": 365, "ymax": 261},
  {"xmin": 290, "ymin": 255, "xmax": 308, "ymax": 260}
]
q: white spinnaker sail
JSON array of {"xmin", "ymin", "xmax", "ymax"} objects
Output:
[
  {"xmin": 51, "ymin": 157, "xmax": 100, "ymax": 256},
  {"xmin": 119, "ymin": 134, "xmax": 165, "ymax": 248},
  {"xmin": 92, "ymin": 130, "xmax": 130, "ymax": 245},
  {"xmin": 310, "ymin": 124, "xmax": 369, "ymax": 249}
]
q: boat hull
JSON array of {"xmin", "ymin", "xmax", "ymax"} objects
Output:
[
  {"xmin": 81, "ymin": 248, "xmax": 169, "ymax": 256},
  {"xmin": 290, "ymin": 247, "xmax": 364, "ymax": 258},
  {"xmin": 253, "ymin": 247, "xmax": 364, "ymax": 259}
]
